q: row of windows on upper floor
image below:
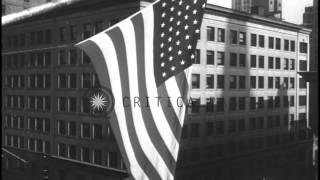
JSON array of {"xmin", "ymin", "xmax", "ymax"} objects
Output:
[
  {"xmin": 4, "ymin": 19, "xmax": 120, "ymax": 49},
  {"xmin": 3, "ymin": 135, "xmax": 123, "ymax": 169},
  {"xmin": 178, "ymin": 129, "xmax": 310, "ymax": 165},
  {"xmin": 192, "ymin": 51, "xmax": 308, "ymax": 71},
  {"xmin": 182, "ymin": 113, "xmax": 307, "ymax": 139},
  {"xmin": 3, "ymin": 114, "xmax": 109, "ymax": 141},
  {"xmin": 205, "ymin": 27, "xmax": 308, "ymax": 53},
  {"xmin": 3, "ymin": 72, "xmax": 99, "ymax": 89},
  {"xmin": 2, "ymin": 49, "xmax": 309, "ymax": 71},
  {"xmin": 2, "ymin": 49, "xmax": 91, "ymax": 69},
  {"xmin": 3, "ymin": 94, "xmax": 307, "ymax": 115},
  {"xmin": 191, "ymin": 74, "xmax": 307, "ymax": 90},
  {"xmin": 188, "ymin": 95, "xmax": 307, "ymax": 114}
]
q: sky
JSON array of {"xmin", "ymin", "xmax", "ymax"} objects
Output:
[{"xmin": 207, "ymin": 0, "xmax": 313, "ymax": 25}]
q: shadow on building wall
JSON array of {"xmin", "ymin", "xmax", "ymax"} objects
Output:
[{"xmin": 175, "ymin": 13, "xmax": 313, "ymax": 180}]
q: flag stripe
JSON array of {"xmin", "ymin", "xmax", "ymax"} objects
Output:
[
  {"xmin": 118, "ymin": 20, "xmax": 173, "ymax": 180},
  {"xmin": 142, "ymin": 7, "xmax": 180, "ymax": 161},
  {"xmin": 87, "ymin": 34, "xmax": 148, "ymax": 180},
  {"xmin": 131, "ymin": 13, "xmax": 176, "ymax": 174},
  {"xmin": 107, "ymin": 28, "xmax": 162, "ymax": 180},
  {"xmin": 175, "ymin": 72, "xmax": 189, "ymax": 105},
  {"xmin": 77, "ymin": 40, "xmax": 131, "ymax": 173}
]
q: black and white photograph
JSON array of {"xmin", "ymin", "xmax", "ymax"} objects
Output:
[{"xmin": 1, "ymin": 0, "xmax": 318, "ymax": 179}]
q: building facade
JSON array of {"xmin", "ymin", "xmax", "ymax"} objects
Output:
[
  {"xmin": 1, "ymin": 0, "xmax": 313, "ymax": 180},
  {"xmin": 1, "ymin": 0, "xmax": 57, "ymax": 15},
  {"xmin": 232, "ymin": 0, "xmax": 282, "ymax": 19}
]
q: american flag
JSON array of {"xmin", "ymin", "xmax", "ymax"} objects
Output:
[{"xmin": 76, "ymin": 0, "xmax": 207, "ymax": 179}]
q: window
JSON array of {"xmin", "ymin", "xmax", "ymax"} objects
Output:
[
  {"xmin": 299, "ymin": 96, "xmax": 307, "ymax": 106},
  {"xmin": 230, "ymin": 53, "xmax": 237, "ymax": 66},
  {"xmin": 299, "ymin": 78, "xmax": 307, "ymax": 88},
  {"xmin": 58, "ymin": 74, "xmax": 67, "ymax": 88},
  {"xmin": 59, "ymin": 27, "xmax": 67, "ymax": 41},
  {"xmin": 205, "ymin": 122, "xmax": 214, "ymax": 136},
  {"xmin": 258, "ymin": 35, "xmax": 265, "ymax": 47},
  {"xmin": 81, "ymin": 147, "xmax": 90, "ymax": 162},
  {"xmin": 30, "ymin": 32, "xmax": 35, "ymax": 45},
  {"xmin": 58, "ymin": 50, "xmax": 67, "ymax": 65},
  {"xmin": 206, "ymin": 50, "xmax": 214, "ymax": 64},
  {"xmin": 268, "ymin": 37, "xmax": 274, "ymax": 49},
  {"xmin": 290, "ymin": 59, "xmax": 295, "ymax": 70},
  {"xmin": 206, "ymin": 75, "xmax": 214, "ymax": 89},
  {"xmin": 258, "ymin": 97, "xmax": 264, "ymax": 109},
  {"xmin": 192, "ymin": 74, "xmax": 200, "ymax": 89},
  {"xmin": 290, "ymin": 40, "xmax": 295, "ymax": 52},
  {"xmin": 45, "ymin": 29, "xmax": 51, "ymax": 43},
  {"xmin": 290, "ymin": 96, "xmax": 295, "ymax": 107},
  {"xmin": 217, "ymin": 28, "xmax": 225, "ymax": 42},
  {"xmin": 284, "ymin": 77, "xmax": 288, "ymax": 88},
  {"xmin": 217, "ymin": 75, "xmax": 224, "ymax": 89},
  {"xmin": 69, "ymin": 98, "xmax": 76, "ymax": 112},
  {"xmin": 268, "ymin": 96, "xmax": 273, "ymax": 108},
  {"xmin": 70, "ymin": 25, "xmax": 77, "ymax": 41},
  {"xmin": 228, "ymin": 120, "xmax": 236, "ymax": 133},
  {"xmin": 83, "ymin": 24, "xmax": 92, "ymax": 39},
  {"xmin": 58, "ymin": 120, "xmax": 66, "ymax": 135},
  {"xmin": 217, "ymin": 52, "xmax": 224, "ymax": 65},
  {"xmin": 82, "ymin": 123, "xmax": 90, "ymax": 138},
  {"xmin": 190, "ymin": 123, "xmax": 200, "ymax": 137},
  {"xmin": 69, "ymin": 49, "xmax": 77, "ymax": 65},
  {"xmin": 239, "ymin": 76, "xmax": 246, "ymax": 89},
  {"xmin": 284, "ymin": 39, "xmax": 289, "ymax": 51},
  {"xmin": 58, "ymin": 97, "xmax": 67, "ymax": 112},
  {"xmin": 258, "ymin": 76, "xmax": 264, "ymax": 89},
  {"xmin": 250, "ymin": 55, "xmax": 257, "ymax": 67},
  {"xmin": 37, "ymin": 31, "xmax": 44, "ymax": 44},
  {"xmin": 239, "ymin": 97, "xmax": 246, "ymax": 110},
  {"xmin": 229, "ymin": 75, "xmax": 237, "ymax": 89},
  {"xmin": 82, "ymin": 73, "xmax": 91, "ymax": 88},
  {"xmin": 250, "ymin": 97, "xmax": 256, "ymax": 110},
  {"xmin": 231, "ymin": 30, "xmax": 237, "ymax": 44},
  {"xmin": 93, "ymin": 149, "xmax": 102, "ymax": 165},
  {"xmin": 268, "ymin": 77, "xmax": 274, "ymax": 88},
  {"xmin": 258, "ymin": 56, "xmax": 264, "ymax": 68},
  {"xmin": 274, "ymin": 96, "xmax": 280, "ymax": 108},
  {"xmin": 58, "ymin": 143, "xmax": 66, "ymax": 157},
  {"xmin": 239, "ymin": 32, "xmax": 246, "ymax": 45},
  {"xmin": 276, "ymin": 38, "xmax": 281, "ymax": 50},
  {"xmin": 229, "ymin": 97, "xmax": 237, "ymax": 111},
  {"xmin": 108, "ymin": 151, "xmax": 118, "ymax": 168},
  {"xmin": 207, "ymin": 27, "xmax": 215, "ymax": 41},
  {"xmin": 69, "ymin": 121, "xmax": 76, "ymax": 136},
  {"xmin": 283, "ymin": 96, "xmax": 289, "ymax": 107},
  {"xmin": 216, "ymin": 121, "xmax": 224, "ymax": 134},
  {"xmin": 69, "ymin": 145, "xmax": 76, "ymax": 159},
  {"xmin": 299, "ymin": 60, "xmax": 307, "ymax": 71},
  {"xmin": 93, "ymin": 124, "xmax": 102, "ymax": 139},
  {"xmin": 216, "ymin": 98, "xmax": 224, "ymax": 112},
  {"xmin": 193, "ymin": 49, "xmax": 200, "ymax": 64},
  {"xmin": 250, "ymin": 76, "xmax": 256, "ymax": 88},
  {"xmin": 191, "ymin": 98, "xmax": 200, "ymax": 113},
  {"xmin": 95, "ymin": 21, "xmax": 103, "ymax": 34},
  {"xmin": 275, "ymin": 57, "xmax": 281, "ymax": 69},
  {"xmin": 275, "ymin": 77, "xmax": 280, "ymax": 88},
  {"xmin": 239, "ymin": 54, "xmax": 246, "ymax": 67},
  {"xmin": 290, "ymin": 78, "xmax": 295, "ymax": 88},
  {"xmin": 299, "ymin": 42, "xmax": 308, "ymax": 53},
  {"xmin": 268, "ymin": 57, "xmax": 274, "ymax": 69},
  {"xmin": 238, "ymin": 119, "xmax": 245, "ymax": 131},
  {"xmin": 206, "ymin": 98, "xmax": 214, "ymax": 112},
  {"xmin": 249, "ymin": 118, "xmax": 256, "ymax": 130},
  {"xmin": 82, "ymin": 51, "xmax": 91, "ymax": 64}
]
